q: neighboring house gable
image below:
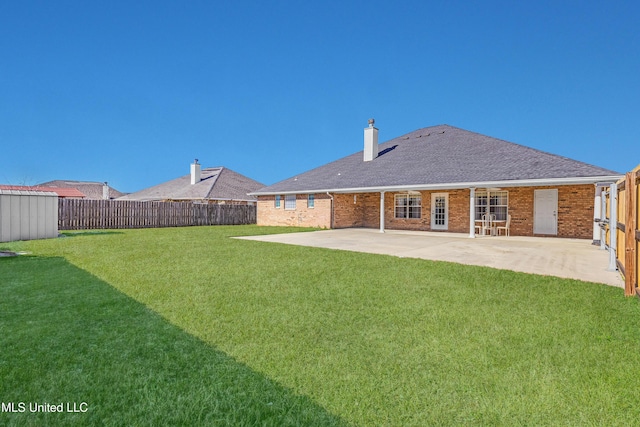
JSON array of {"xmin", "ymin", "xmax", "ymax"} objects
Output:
[
  {"xmin": 118, "ymin": 163, "xmax": 264, "ymax": 204},
  {"xmin": 251, "ymin": 123, "xmax": 622, "ymax": 239},
  {"xmin": 0, "ymin": 185, "xmax": 86, "ymax": 198},
  {"xmin": 38, "ymin": 180, "xmax": 125, "ymax": 199}
]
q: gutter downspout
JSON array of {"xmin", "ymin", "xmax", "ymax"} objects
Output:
[
  {"xmin": 469, "ymin": 187, "xmax": 476, "ymax": 238},
  {"xmin": 380, "ymin": 191, "xmax": 385, "ymax": 233},
  {"xmin": 326, "ymin": 192, "xmax": 334, "ymax": 229}
]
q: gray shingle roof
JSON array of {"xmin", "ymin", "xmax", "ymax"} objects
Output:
[
  {"xmin": 37, "ymin": 180, "xmax": 126, "ymax": 199},
  {"xmin": 118, "ymin": 167, "xmax": 264, "ymax": 202},
  {"xmin": 253, "ymin": 125, "xmax": 621, "ymax": 194}
]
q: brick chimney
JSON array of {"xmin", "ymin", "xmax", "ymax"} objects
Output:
[
  {"xmin": 363, "ymin": 118, "xmax": 378, "ymax": 162},
  {"xmin": 190, "ymin": 159, "xmax": 201, "ymax": 185}
]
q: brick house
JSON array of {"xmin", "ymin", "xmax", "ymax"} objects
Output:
[
  {"xmin": 37, "ymin": 180, "xmax": 125, "ymax": 199},
  {"xmin": 119, "ymin": 161, "xmax": 264, "ymax": 205},
  {"xmin": 251, "ymin": 122, "xmax": 622, "ymax": 240},
  {"xmin": 0, "ymin": 185, "xmax": 86, "ymax": 199}
]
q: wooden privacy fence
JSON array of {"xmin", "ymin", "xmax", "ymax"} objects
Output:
[
  {"xmin": 604, "ymin": 165, "xmax": 639, "ymax": 296},
  {"xmin": 59, "ymin": 199, "xmax": 256, "ymax": 230}
]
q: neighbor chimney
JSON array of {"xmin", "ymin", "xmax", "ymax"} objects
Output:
[
  {"xmin": 363, "ymin": 118, "xmax": 378, "ymax": 162},
  {"xmin": 190, "ymin": 159, "xmax": 201, "ymax": 185},
  {"xmin": 102, "ymin": 182, "xmax": 109, "ymax": 200}
]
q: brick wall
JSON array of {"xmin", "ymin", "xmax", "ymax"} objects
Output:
[
  {"xmin": 257, "ymin": 184, "xmax": 596, "ymax": 238},
  {"xmin": 507, "ymin": 185, "xmax": 595, "ymax": 238},
  {"xmin": 334, "ymin": 193, "xmax": 366, "ymax": 228},
  {"xmin": 257, "ymin": 194, "xmax": 331, "ymax": 228}
]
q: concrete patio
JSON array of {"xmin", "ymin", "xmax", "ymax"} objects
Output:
[{"xmin": 237, "ymin": 228, "xmax": 623, "ymax": 287}]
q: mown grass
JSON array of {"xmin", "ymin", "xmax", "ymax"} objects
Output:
[{"xmin": 2, "ymin": 225, "xmax": 640, "ymax": 426}]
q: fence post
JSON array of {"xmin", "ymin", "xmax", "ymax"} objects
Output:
[{"xmin": 624, "ymin": 172, "xmax": 637, "ymax": 296}]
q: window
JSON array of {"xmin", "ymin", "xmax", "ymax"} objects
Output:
[
  {"xmin": 285, "ymin": 194, "xmax": 296, "ymax": 210},
  {"xmin": 395, "ymin": 193, "xmax": 422, "ymax": 219},
  {"xmin": 275, "ymin": 195, "xmax": 281, "ymax": 208},
  {"xmin": 475, "ymin": 191, "xmax": 508, "ymax": 221},
  {"xmin": 307, "ymin": 194, "xmax": 315, "ymax": 208}
]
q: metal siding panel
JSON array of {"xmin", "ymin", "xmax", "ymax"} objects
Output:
[
  {"xmin": 11, "ymin": 195, "xmax": 22, "ymax": 241},
  {"xmin": 0, "ymin": 194, "xmax": 60, "ymax": 241},
  {"xmin": 5, "ymin": 196, "xmax": 12, "ymax": 241},
  {"xmin": 43, "ymin": 196, "xmax": 51, "ymax": 238},
  {"xmin": 51, "ymin": 196, "xmax": 58, "ymax": 238},
  {"xmin": 0, "ymin": 195, "xmax": 9, "ymax": 242},
  {"xmin": 46, "ymin": 196, "xmax": 58, "ymax": 238},
  {"xmin": 29, "ymin": 195, "xmax": 38, "ymax": 240},
  {"xmin": 37, "ymin": 196, "xmax": 46, "ymax": 238}
]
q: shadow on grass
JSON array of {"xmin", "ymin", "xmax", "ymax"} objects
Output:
[
  {"xmin": 0, "ymin": 256, "xmax": 345, "ymax": 427},
  {"xmin": 60, "ymin": 230, "xmax": 125, "ymax": 237}
]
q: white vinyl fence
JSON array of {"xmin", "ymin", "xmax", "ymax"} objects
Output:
[{"xmin": 0, "ymin": 190, "xmax": 59, "ymax": 242}]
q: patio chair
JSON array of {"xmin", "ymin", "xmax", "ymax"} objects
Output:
[
  {"xmin": 496, "ymin": 214, "xmax": 511, "ymax": 236},
  {"xmin": 474, "ymin": 219, "xmax": 483, "ymax": 235},
  {"xmin": 477, "ymin": 214, "xmax": 494, "ymax": 236},
  {"xmin": 476, "ymin": 215, "xmax": 487, "ymax": 236}
]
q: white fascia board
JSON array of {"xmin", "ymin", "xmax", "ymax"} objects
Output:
[
  {"xmin": 0, "ymin": 190, "xmax": 58, "ymax": 196},
  {"xmin": 250, "ymin": 175, "xmax": 623, "ymax": 196}
]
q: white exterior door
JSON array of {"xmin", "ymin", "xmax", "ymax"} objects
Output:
[
  {"xmin": 534, "ymin": 189, "xmax": 558, "ymax": 235},
  {"xmin": 431, "ymin": 193, "xmax": 448, "ymax": 230}
]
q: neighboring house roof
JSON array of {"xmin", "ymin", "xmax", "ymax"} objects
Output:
[
  {"xmin": 252, "ymin": 124, "xmax": 622, "ymax": 195},
  {"xmin": 0, "ymin": 185, "xmax": 85, "ymax": 198},
  {"xmin": 37, "ymin": 180, "xmax": 126, "ymax": 199},
  {"xmin": 118, "ymin": 167, "xmax": 264, "ymax": 202}
]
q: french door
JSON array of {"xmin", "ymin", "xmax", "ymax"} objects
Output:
[{"xmin": 431, "ymin": 193, "xmax": 448, "ymax": 230}]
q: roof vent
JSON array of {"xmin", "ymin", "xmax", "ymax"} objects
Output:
[{"xmin": 363, "ymin": 119, "xmax": 378, "ymax": 162}]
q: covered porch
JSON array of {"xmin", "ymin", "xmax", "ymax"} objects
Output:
[{"xmin": 332, "ymin": 182, "xmax": 611, "ymax": 240}]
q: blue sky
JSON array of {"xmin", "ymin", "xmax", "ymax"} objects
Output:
[{"xmin": 1, "ymin": 1, "xmax": 638, "ymax": 193}]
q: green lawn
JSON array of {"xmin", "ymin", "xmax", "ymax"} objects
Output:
[{"xmin": 1, "ymin": 225, "xmax": 639, "ymax": 426}]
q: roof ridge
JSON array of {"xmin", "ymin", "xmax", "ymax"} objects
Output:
[{"xmin": 204, "ymin": 167, "xmax": 224, "ymax": 198}]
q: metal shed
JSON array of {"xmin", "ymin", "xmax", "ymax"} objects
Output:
[{"xmin": 0, "ymin": 189, "xmax": 59, "ymax": 242}]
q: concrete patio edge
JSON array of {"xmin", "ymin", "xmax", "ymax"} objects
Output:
[{"xmin": 236, "ymin": 228, "xmax": 624, "ymax": 288}]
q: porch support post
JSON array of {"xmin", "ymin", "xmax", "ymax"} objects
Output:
[
  {"xmin": 608, "ymin": 183, "xmax": 618, "ymax": 272},
  {"xmin": 379, "ymin": 191, "xmax": 385, "ymax": 233},
  {"xmin": 469, "ymin": 187, "xmax": 476, "ymax": 238},
  {"xmin": 593, "ymin": 185, "xmax": 602, "ymax": 245},
  {"xmin": 600, "ymin": 188, "xmax": 607, "ymax": 250}
]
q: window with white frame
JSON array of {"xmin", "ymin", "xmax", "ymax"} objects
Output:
[
  {"xmin": 285, "ymin": 194, "xmax": 296, "ymax": 210},
  {"xmin": 394, "ymin": 193, "xmax": 422, "ymax": 219},
  {"xmin": 307, "ymin": 194, "xmax": 315, "ymax": 208},
  {"xmin": 275, "ymin": 195, "xmax": 281, "ymax": 208},
  {"xmin": 475, "ymin": 190, "xmax": 508, "ymax": 221}
]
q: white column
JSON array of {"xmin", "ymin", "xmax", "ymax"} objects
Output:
[
  {"xmin": 593, "ymin": 185, "xmax": 602, "ymax": 244},
  {"xmin": 600, "ymin": 189, "xmax": 607, "ymax": 250},
  {"xmin": 469, "ymin": 187, "xmax": 476, "ymax": 238},
  {"xmin": 608, "ymin": 183, "xmax": 617, "ymax": 271},
  {"xmin": 380, "ymin": 191, "xmax": 385, "ymax": 233}
]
